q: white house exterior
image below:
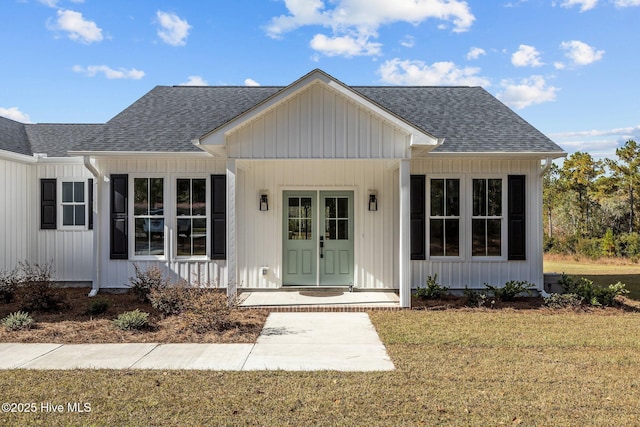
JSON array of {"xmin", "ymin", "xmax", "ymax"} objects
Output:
[{"xmin": 0, "ymin": 69, "xmax": 565, "ymax": 307}]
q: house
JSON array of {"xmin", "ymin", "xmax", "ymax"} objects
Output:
[{"xmin": 0, "ymin": 69, "xmax": 565, "ymax": 307}]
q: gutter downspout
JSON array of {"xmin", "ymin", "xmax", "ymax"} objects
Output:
[
  {"xmin": 539, "ymin": 157, "xmax": 553, "ymax": 176},
  {"xmin": 83, "ymin": 156, "xmax": 101, "ymax": 297}
]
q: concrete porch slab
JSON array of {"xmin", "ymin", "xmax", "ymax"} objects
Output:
[{"xmin": 239, "ymin": 290, "xmax": 400, "ymax": 308}]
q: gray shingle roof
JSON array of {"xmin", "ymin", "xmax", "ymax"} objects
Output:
[
  {"xmin": 0, "ymin": 116, "xmax": 31, "ymax": 156},
  {"xmin": 0, "ymin": 116, "xmax": 102, "ymax": 157},
  {"xmin": 76, "ymin": 84, "xmax": 562, "ymax": 154}
]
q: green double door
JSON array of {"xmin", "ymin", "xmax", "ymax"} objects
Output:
[{"xmin": 283, "ymin": 190, "xmax": 354, "ymax": 286}]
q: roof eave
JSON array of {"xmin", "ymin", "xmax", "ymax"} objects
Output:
[{"xmin": 428, "ymin": 151, "xmax": 567, "ymax": 159}]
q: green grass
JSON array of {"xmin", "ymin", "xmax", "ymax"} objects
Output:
[
  {"xmin": 544, "ymin": 257, "xmax": 640, "ymax": 300},
  {"xmin": 2, "ymin": 310, "xmax": 640, "ymax": 426}
]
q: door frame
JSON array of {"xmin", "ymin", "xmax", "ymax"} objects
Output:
[{"xmin": 281, "ymin": 186, "xmax": 358, "ymax": 287}]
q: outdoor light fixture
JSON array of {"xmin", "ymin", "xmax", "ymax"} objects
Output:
[
  {"xmin": 368, "ymin": 192, "xmax": 378, "ymax": 211},
  {"xmin": 259, "ymin": 192, "xmax": 269, "ymax": 211}
]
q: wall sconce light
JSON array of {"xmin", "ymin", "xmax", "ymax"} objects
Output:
[
  {"xmin": 259, "ymin": 192, "xmax": 269, "ymax": 211},
  {"xmin": 368, "ymin": 191, "xmax": 378, "ymax": 211}
]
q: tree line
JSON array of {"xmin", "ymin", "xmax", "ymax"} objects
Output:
[{"xmin": 543, "ymin": 139, "xmax": 640, "ymax": 259}]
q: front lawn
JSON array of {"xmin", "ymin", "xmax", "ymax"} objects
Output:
[{"xmin": 1, "ymin": 309, "xmax": 639, "ymax": 426}]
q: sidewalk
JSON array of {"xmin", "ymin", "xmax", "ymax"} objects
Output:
[{"xmin": 0, "ymin": 313, "xmax": 394, "ymax": 372}]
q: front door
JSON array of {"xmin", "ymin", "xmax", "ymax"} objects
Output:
[{"xmin": 283, "ymin": 190, "xmax": 354, "ymax": 286}]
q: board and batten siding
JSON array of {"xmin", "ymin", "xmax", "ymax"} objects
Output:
[
  {"xmin": 410, "ymin": 157, "xmax": 545, "ymax": 290},
  {"xmin": 0, "ymin": 157, "xmax": 33, "ymax": 272},
  {"xmin": 94, "ymin": 157, "xmax": 228, "ymax": 289},
  {"xmin": 236, "ymin": 159, "xmax": 399, "ymax": 289},
  {"xmin": 34, "ymin": 161, "xmax": 94, "ymax": 282},
  {"xmin": 226, "ymin": 83, "xmax": 411, "ymax": 160}
]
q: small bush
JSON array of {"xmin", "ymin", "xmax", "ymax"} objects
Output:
[
  {"xmin": 558, "ymin": 274, "xmax": 629, "ymax": 307},
  {"xmin": 86, "ymin": 297, "xmax": 110, "ymax": 315},
  {"xmin": 112, "ymin": 309, "xmax": 149, "ymax": 331},
  {"xmin": 463, "ymin": 288, "xmax": 488, "ymax": 308},
  {"xmin": 129, "ymin": 265, "xmax": 170, "ymax": 303},
  {"xmin": 543, "ymin": 293, "xmax": 584, "ymax": 309},
  {"xmin": 2, "ymin": 311, "xmax": 34, "ymax": 331},
  {"xmin": 18, "ymin": 261, "xmax": 67, "ymax": 313},
  {"xmin": 0, "ymin": 268, "xmax": 20, "ymax": 303},
  {"xmin": 484, "ymin": 280, "xmax": 533, "ymax": 302},
  {"xmin": 149, "ymin": 283, "xmax": 190, "ymax": 317},
  {"xmin": 415, "ymin": 274, "xmax": 449, "ymax": 300},
  {"xmin": 180, "ymin": 289, "xmax": 235, "ymax": 333}
]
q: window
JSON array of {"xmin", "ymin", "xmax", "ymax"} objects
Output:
[
  {"xmin": 61, "ymin": 181, "xmax": 86, "ymax": 226},
  {"xmin": 324, "ymin": 197, "xmax": 349, "ymax": 240},
  {"xmin": 288, "ymin": 197, "xmax": 313, "ymax": 240},
  {"xmin": 429, "ymin": 179, "xmax": 460, "ymax": 256},
  {"xmin": 176, "ymin": 178, "xmax": 207, "ymax": 257},
  {"xmin": 133, "ymin": 177, "xmax": 164, "ymax": 256},
  {"xmin": 472, "ymin": 178, "xmax": 502, "ymax": 256}
]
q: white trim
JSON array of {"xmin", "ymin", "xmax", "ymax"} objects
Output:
[
  {"xmin": 426, "ymin": 175, "xmax": 465, "ymax": 261},
  {"xmin": 172, "ymin": 174, "xmax": 210, "ymax": 260},
  {"xmin": 468, "ymin": 175, "xmax": 507, "ymax": 261},
  {"xmin": 69, "ymin": 151, "xmax": 213, "ymax": 159},
  {"xmin": 129, "ymin": 174, "xmax": 167, "ymax": 261},
  {"xmin": 0, "ymin": 149, "xmax": 36, "ymax": 163},
  {"xmin": 428, "ymin": 151, "xmax": 566, "ymax": 159},
  {"xmin": 399, "ymin": 159, "xmax": 411, "ymax": 308},
  {"xmin": 58, "ymin": 178, "xmax": 90, "ymax": 231}
]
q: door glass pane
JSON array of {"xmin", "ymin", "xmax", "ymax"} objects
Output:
[
  {"xmin": 325, "ymin": 198, "xmax": 336, "ymax": 218},
  {"xmin": 74, "ymin": 182, "xmax": 84, "ymax": 202},
  {"xmin": 338, "ymin": 198, "xmax": 348, "ymax": 218},
  {"xmin": 301, "ymin": 198, "xmax": 312, "ymax": 219},
  {"xmin": 288, "ymin": 198, "xmax": 299, "ymax": 218},
  {"xmin": 192, "ymin": 179, "xmax": 206, "ymax": 216},
  {"xmin": 338, "ymin": 219, "xmax": 348, "ymax": 240},
  {"xmin": 62, "ymin": 182, "xmax": 73, "ymax": 203},
  {"xmin": 134, "ymin": 178, "xmax": 148, "ymax": 215},
  {"xmin": 302, "ymin": 219, "xmax": 312, "ymax": 240},
  {"xmin": 472, "ymin": 219, "xmax": 486, "ymax": 256},
  {"xmin": 488, "ymin": 179, "xmax": 502, "ymax": 216},
  {"xmin": 288, "ymin": 219, "xmax": 299, "ymax": 240},
  {"xmin": 326, "ymin": 219, "xmax": 336, "ymax": 240},
  {"xmin": 430, "ymin": 179, "xmax": 444, "ymax": 216}
]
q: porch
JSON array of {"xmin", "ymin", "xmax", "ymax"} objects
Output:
[{"xmin": 239, "ymin": 289, "xmax": 401, "ymax": 310}]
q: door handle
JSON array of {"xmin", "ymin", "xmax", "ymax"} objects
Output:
[{"xmin": 319, "ymin": 241, "xmax": 324, "ymax": 258}]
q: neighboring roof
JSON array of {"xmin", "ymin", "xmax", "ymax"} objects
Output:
[
  {"xmin": 0, "ymin": 116, "xmax": 102, "ymax": 157},
  {"xmin": 0, "ymin": 116, "xmax": 30, "ymax": 156}
]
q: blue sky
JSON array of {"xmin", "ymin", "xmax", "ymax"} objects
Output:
[{"xmin": 1, "ymin": 0, "xmax": 639, "ymax": 160}]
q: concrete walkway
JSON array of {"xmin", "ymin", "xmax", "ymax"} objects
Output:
[
  {"xmin": 0, "ymin": 313, "xmax": 394, "ymax": 372},
  {"xmin": 240, "ymin": 290, "xmax": 400, "ymax": 309}
]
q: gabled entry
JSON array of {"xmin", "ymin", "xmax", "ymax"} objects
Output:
[{"xmin": 283, "ymin": 190, "xmax": 354, "ymax": 286}]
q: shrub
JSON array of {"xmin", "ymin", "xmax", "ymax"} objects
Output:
[
  {"xmin": 558, "ymin": 275, "xmax": 629, "ymax": 307},
  {"xmin": 148, "ymin": 283, "xmax": 190, "ymax": 317},
  {"xmin": 86, "ymin": 297, "xmax": 110, "ymax": 315},
  {"xmin": 484, "ymin": 280, "xmax": 533, "ymax": 302},
  {"xmin": 415, "ymin": 274, "xmax": 449, "ymax": 299},
  {"xmin": 0, "ymin": 268, "xmax": 20, "ymax": 303},
  {"xmin": 463, "ymin": 287, "xmax": 488, "ymax": 308},
  {"xmin": 180, "ymin": 289, "xmax": 235, "ymax": 333},
  {"xmin": 543, "ymin": 293, "xmax": 584, "ymax": 309},
  {"xmin": 1, "ymin": 311, "xmax": 34, "ymax": 331},
  {"xmin": 129, "ymin": 265, "xmax": 170, "ymax": 303},
  {"xmin": 18, "ymin": 261, "xmax": 67, "ymax": 313},
  {"xmin": 112, "ymin": 309, "xmax": 149, "ymax": 331}
]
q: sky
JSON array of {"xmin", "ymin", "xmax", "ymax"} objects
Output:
[{"xmin": 1, "ymin": 0, "xmax": 640, "ymax": 161}]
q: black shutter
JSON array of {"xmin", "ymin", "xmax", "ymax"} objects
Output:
[
  {"xmin": 508, "ymin": 175, "xmax": 526, "ymax": 260},
  {"xmin": 40, "ymin": 179, "xmax": 57, "ymax": 229},
  {"xmin": 110, "ymin": 174, "xmax": 128, "ymax": 259},
  {"xmin": 211, "ymin": 174, "xmax": 227, "ymax": 260},
  {"xmin": 410, "ymin": 175, "xmax": 426, "ymax": 260},
  {"xmin": 88, "ymin": 178, "xmax": 94, "ymax": 230}
]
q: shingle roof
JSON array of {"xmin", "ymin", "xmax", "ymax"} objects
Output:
[
  {"xmin": 0, "ymin": 116, "xmax": 31, "ymax": 156},
  {"xmin": 0, "ymin": 116, "xmax": 102, "ymax": 157},
  {"xmin": 75, "ymin": 84, "xmax": 562, "ymax": 154}
]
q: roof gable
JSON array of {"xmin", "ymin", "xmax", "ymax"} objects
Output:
[{"xmin": 0, "ymin": 116, "xmax": 31, "ymax": 156}]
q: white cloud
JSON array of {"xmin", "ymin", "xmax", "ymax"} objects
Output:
[
  {"xmin": 48, "ymin": 9, "xmax": 103, "ymax": 44},
  {"xmin": 179, "ymin": 76, "xmax": 208, "ymax": 86},
  {"xmin": 613, "ymin": 0, "xmax": 640, "ymax": 5},
  {"xmin": 73, "ymin": 65, "xmax": 145, "ymax": 80},
  {"xmin": 511, "ymin": 44, "xmax": 543, "ymax": 67},
  {"xmin": 378, "ymin": 58, "xmax": 490, "ymax": 86},
  {"xmin": 466, "ymin": 47, "xmax": 486, "ymax": 60},
  {"xmin": 554, "ymin": 61, "xmax": 566, "ymax": 70},
  {"xmin": 497, "ymin": 75, "xmax": 558, "ymax": 109},
  {"xmin": 310, "ymin": 33, "xmax": 382, "ymax": 57},
  {"xmin": 560, "ymin": 40, "xmax": 604, "ymax": 66},
  {"xmin": 0, "ymin": 107, "xmax": 32, "ymax": 123},
  {"xmin": 557, "ymin": 0, "xmax": 598, "ymax": 11},
  {"xmin": 266, "ymin": 0, "xmax": 475, "ymax": 57},
  {"xmin": 550, "ymin": 125, "xmax": 640, "ymax": 139},
  {"xmin": 39, "ymin": 0, "xmax": 59, "ymax": 7},
  {"xmin": 400, "ymin": 35, "xmax": 415, "ymax": 48},
  {"xmin": 244, "ymin": 78, "xmax": 261, "ymax": 86},
  {"xmin": 156, "ymin": 11, "xmax": 191, "ymax": 46}
]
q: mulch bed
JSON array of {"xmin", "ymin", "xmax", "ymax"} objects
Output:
[
  {"xmin": 411, "ymin": 295, "xmax": 544, "ymax": 310},
  {"xmin": 0, "ymin": 287, "xmax": 268, "ymax": 344}
]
